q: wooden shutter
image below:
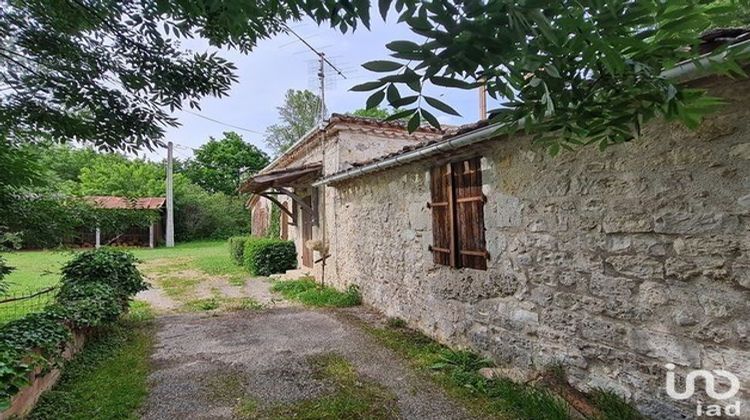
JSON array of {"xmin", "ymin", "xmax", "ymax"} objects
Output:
[
  {"xmin": 429, "ymin": 164, "xmax": 456, "ymax": 267},
  {"xmin": 452, "ymin": 157, "xmax": 488, "ymax": 270}
]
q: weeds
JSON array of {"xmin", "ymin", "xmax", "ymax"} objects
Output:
[
  {"xmin": 361, "ymin": 322, "xmax": 570, "ymax": 420},
  {"xmin": 386, "ymin": 317, "xmax": 406, "ymax": 328},
  {"xmin": 591, "ymin": 389, "xmax": 646, "ymax": 420},
  {"xmin": 271, "ymin": 278, "xmax": 361, "ymax": 307},
  {"xmin": 232, "ymin": 353, "xmax": 399, "ymax": 419},
  {"xmin": 29, "ymin": 302, "xmax": 155, "ymax": 419},
  {"xmin": 182, "ymin": 297, "xmax": 263, "ymax": 312}
]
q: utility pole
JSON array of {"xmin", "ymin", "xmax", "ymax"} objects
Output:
[
  {"xmin": 166, "ymin": 141, "xmax": 175, "ymax": 247},
  {"xmin": 478, "ymin": 77, "xmax": 487, "ymax": 120},
  {"xmin": 318, "ymin": 52, "xmax": 326, "ymax": 126}
]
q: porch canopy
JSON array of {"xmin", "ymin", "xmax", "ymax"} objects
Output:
[
  {"xmin": 240, "ymin": 164, "xmax": 322, "ymax": 195},
  {"xmin": 240, "ymin": 163, "xmax": 322, "ymax": 223}
]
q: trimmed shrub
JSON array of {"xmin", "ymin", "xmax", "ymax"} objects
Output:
[
  {"xmin": 60, "ymin": 248, "xmax": 148, "ymax": 296},
  {"xmin": 228, "ymin": 236, "xmax": 251, "ymax": 265},
  {"xmin": 243, "ymin": 237, "xmax": 297, "ymax": 276},
  {"xmin": 55, "ymin": 283, "xmax": 123, "ymax": 328}
]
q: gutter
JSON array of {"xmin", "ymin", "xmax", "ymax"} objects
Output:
[
  {"xmin": 315, "ymin": 38, "xmax": 750, "ymax": 187},
  {"xmin": 313, "ymin": 122, "xmax": 509, "ymax": 186}
]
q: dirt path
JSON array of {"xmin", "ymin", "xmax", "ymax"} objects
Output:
[
  {"xmin": 134, "ymin": 254, "xmax": 472, "ymax": 419},
  {"xmin": 140, "ymin": 305, "xmax": 475, "ymax": 420}
]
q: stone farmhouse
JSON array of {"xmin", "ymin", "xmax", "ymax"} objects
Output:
[{"xmin": 244, "ymin": 73, "xmax": 750, "ymax": 417}]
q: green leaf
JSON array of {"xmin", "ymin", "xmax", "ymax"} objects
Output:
[
  {"xmin": 392, "ymin": 95, "xmax": 419, "ymax": 107},
  {"xmin": 385, "ymin": 109, "xmax": 415, "ymax": 121},
  {"xmin": 424, "ymin": 96, "xmax": 461, "ymax": 116},
  {"xmin": 544, "ymin": 64, "xmax": 560, "ymax": 78},
  {"xmin": 366, "ymin": 90, "xmax": 386, "ymax": 110},
  {"xmin": 378, "ymin": 0, "xmax": 392, "ymax": 20},
  {"xmin": 407, "ymin": 112, "xmax": 421, "ymax": 132},
  {"xmin": 420, "ymin": 109, "xmax": 441, "ymax": 130},
  {"xmin": 386, "ymin": 40, "xmax": 421, "ymax": 53},
  {"xmin": 350, "ymin": 81, "xmax": 386, "ymax": 92},
  {"xmin": 429, "ymin": 76, "xmax": 477, "ymax": 89},
  {"xmin": 362, "ymin": 60, "xmax": 404, "ymax": 72},
  {"xmin": 386, "ymin": 84, "xmax": 401, "ymax": 104}
]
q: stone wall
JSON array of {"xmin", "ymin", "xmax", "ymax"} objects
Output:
[{"xmin": 326, "ymin": 76, "xmax": 750, "ymax": 418}]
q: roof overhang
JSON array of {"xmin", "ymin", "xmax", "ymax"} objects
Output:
[
  {"xmin": 85, "ymin": 196, "xmax": 166, "ymax": 210},
  {"xmin": 240, "ymin": 163, "xmax": 323, "ymax": 195}
]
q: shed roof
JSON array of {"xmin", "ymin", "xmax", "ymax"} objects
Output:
[
  {"xmin": 85, "ymin": 196, "xmax": 166, "ymax": 210},
  {"xmin": 239, "ymin": 164, "xmax": 323, "ymax": 195}
]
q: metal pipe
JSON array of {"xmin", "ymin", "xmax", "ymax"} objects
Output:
[{"xmin": 313, "ymin": 122, "xmax": 508, "ymax": 186}]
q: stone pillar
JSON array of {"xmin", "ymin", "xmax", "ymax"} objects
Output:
[{"xmin": 95, "ymin": 227, "xmax": 101, "ymax": 248}]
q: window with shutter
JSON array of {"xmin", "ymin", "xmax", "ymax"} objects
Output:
[{"xmin": 429, "ymin": 157, "xmax": 488, "ymax": 270}]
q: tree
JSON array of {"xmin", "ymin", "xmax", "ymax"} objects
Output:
[
  {"xmin": 182, "ymin": 131, "xmax": 269, "ymax": 195},
  {"xmin": 0, "ymin": 0, "xmax": 369, "ymax": 153},
  {"xmin": 264, "ymin": 90, "xmax": 322, "ymax": 156},
  {"xmin": 351, "ymin": 107, "xmax": 408, "ymax": 120},
  {"xmin": 77, "ymin": 158, "xmax": 165, "ymax": 198},
  {"xmin": 355, "ymin": 0, "xmax": 750, "ymax": 154}
]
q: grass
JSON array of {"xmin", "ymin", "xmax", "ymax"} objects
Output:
[
  {"xmin": 358, "ymin": 320, "xmax": 571, "ymax": 420},
  {"xmin": 1, "ymin": 240, "xmax": 252, "ymax": 320},
  {"xmin": 182, "ymin": 296, "xmax": 264, "ymax": 312},
  {"xmin": 591, "ymin": 389, "xmax": 646, "ymax": 420},
  {"xmin": 233, "ymin": 353, "xmax": 399, "ymax": 419},
  {"xmin": 28, "ymin": 301, "xmax": 155, "ymax": 420},
  {"xmin": 271, "ymin": 278, "xmax": 361, "ymax": 307}
]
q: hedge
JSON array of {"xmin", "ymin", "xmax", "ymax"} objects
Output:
[
  {"xmin": 228, "ymin": 236, "xmax": 251, "ymax": 265},
  {"xmin": 0, "ymin": 248, "xmax": 148, "ymax": 411},
  {"xmin": 243, "ymin": 237, "xmax": 297, "ymax": 276}
]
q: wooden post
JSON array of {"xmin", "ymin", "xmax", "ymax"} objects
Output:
[
  {"xmin": 95, "ymin": 227, "xmax": 101, "ymax": 248},
  {"xmin": 149, "ymin": 224, "xmax": 155, "ymax": 248},
  {"xmin": 166, "ymin": 141, "xmax": 175, "ymax": 247}
]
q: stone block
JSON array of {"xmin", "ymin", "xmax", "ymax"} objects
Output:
[
  {"xmin": 589, "ymin": 272, "xmax": 635, "ymax": 299},
  {"xmin": 605, "ymin": 255, "xmax": 663, "ymax": 281},
  {"xmin": 637, "ymin": 281, "xmax": 669, "ymax": 306},
  {"xmin": 602, "ymin": 213, "xmax": 654, "ymax": 233},
  {"xmin": 628, "ymin": 330, "xmax": 701, "ymax": 367},
  {"xmin": 580, "ymin": 316, "xmax": 630, "ymax": 346},
  {"xmin": 407, "ymin": 201, "xmax": 428, "ymax": 231},
  {"xmin": 493, "ymin": 194, "xmax": 523, "ymax": 228},
  {"xmin": 729, "ymin": 142, "xmax": 750, "ymax": 160},
  {"xmin": 654, "ymin": 211, "xmax": 738, "ymax": 235}
]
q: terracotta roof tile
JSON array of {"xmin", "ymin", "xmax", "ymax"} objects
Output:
[{"xmin": 85, "ymin": 196, "xmax": 166, "ymax": 210}]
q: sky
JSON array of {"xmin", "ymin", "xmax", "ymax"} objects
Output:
[{"xmin": 155, "ymin": 10, "xmax": 483, "ymax": 162}]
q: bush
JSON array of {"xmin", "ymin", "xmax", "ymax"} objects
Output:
[
  {"xmin": 60, "ymin": 248, "xmax": 148, "ymax": 296},
  {"xmin": 243, "ymin": 237, "xmax": 296, "ymax": 276},
  {"xmin": 0, "ymin": 248, "xmax": 148, "ymax": 410},
  {"xmin": 55, "ymin": 283, "xmax": 123, "ymax": 328},
  {"xmin": 228, "ymin": 236, "xmax": 251, "ymax": 265}
]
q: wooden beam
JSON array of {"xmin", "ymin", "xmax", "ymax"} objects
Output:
[
  {"xmin": 275, "ymin": 187, "xmax": 317, "ymax": 224},
  {"xmin": 259, "ymin": 193, "xmax": 294, "ymax": 219}
]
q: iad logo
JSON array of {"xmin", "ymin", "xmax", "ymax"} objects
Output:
[{"xmin": 665, "ymin": 363, "xmax": 742, "ymax": 417}]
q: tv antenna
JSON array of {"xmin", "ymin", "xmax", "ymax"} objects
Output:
[{"xmin": 282, "ymin": 23, "xmax": 347, "ymax": 125}]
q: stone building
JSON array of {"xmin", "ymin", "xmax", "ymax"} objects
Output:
[
  {"xmin": 245, "ymin": 75, "xmax": 750, "ymax": 417},
  {"xmin": 243, "ymin": 114, "xmax": 442, "ymax": 269}
]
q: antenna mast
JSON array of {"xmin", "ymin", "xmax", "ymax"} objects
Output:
[{"xmin": 318, "ymin": 52, "xmax": 326, "ymax": 126}]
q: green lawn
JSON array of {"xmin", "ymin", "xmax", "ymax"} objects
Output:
[
  {"xmin": 1, "ymin": 240, "xmax": 237, "ymax": 293},
  {"xmin": 0, "ymin": 240, "xmax": 246, "ymax": 323}
]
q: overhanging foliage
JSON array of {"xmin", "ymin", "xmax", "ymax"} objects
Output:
[{"xmin": 354, "ymin": 0, "xmax": 750, "ymax": 153}]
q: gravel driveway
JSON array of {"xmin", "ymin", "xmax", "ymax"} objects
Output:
[{"xmin": 140, "ymin": 306, "xmax": 476, "ymax": 419}]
